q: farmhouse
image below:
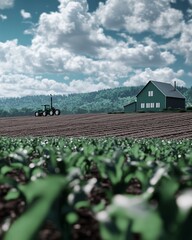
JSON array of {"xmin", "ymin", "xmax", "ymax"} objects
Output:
[{"xmin": 124, "ymin": 80, "xmax": 185, "ymax": 113}]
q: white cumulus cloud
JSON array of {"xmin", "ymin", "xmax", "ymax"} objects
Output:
[
  {"xmin": 164, "ymin": 22, "xmax": 192, "ymax": 64},
  {"xmin": 0, "ymin": 74, "xmax": 113, "ymax": 97},
  {"xmin": 0, "ymin": 0, "xmax": 14, "ymax": 9},
  {"xmin": 0, "ymin": 14, "xmax": 7, "ymax": 21},
  {"xmin": 99, "ymin": 40, "xmax": 176, "ymax": 67},
  {"xmin": 0, "ymin": 0, "xmax": 185, "ymax": 97},
  {"xmin": 124, "ymin": 68, "xmax": 185, "ymax": 87},
  {"xmin": 96, "ymin": 0, "xmax": 183, "ymax": 38},
  {"xmin": 0, "ymin": 74, "xmax": 69, "ymax": 97},
  {"xmin": 152, "ymin": 8, "xmax": 183, "ymax": 38},
  {"xmin": 20, "ymin": 9, "xmax": 31, "ymax": 19},
  {"xmin": 32, "ymin": 0, "xmax": 115, "ymax": 57}
]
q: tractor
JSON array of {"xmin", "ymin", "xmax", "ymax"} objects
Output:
[{"xmin": 35, "ymin": 95, "xmax": 61, "ymax": 117}]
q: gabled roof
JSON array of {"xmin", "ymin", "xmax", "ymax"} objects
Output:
[
  {"xmin": 137, "ymin": 80, "xmax": 185, "ymax": 99},
  {"xmin": 124, "ymin": 101, "xmax": 136, "ymax": 107}
]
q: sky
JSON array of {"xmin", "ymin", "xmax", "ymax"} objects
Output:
[{"xmin": 0, "ymin": 0, "xmax": 192, "ymax": 97}]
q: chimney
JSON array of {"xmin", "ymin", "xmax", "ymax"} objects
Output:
[
  {"xmin": 50, "ymin": 94, "xmax": 53, "ymax": 108},
  {"xmin": 174, "ymin": 81, "xmax": 176, "ymax": 91}
]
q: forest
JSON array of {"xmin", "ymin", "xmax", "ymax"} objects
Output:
[{"xmin": 0, "ymin": 85, "xmax": 191, "ymax": 117}]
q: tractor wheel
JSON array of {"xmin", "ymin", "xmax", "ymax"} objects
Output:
[
  {"xmin": 43, "ymin": 111, "xmax": 47, "ymax": 116},
  {"xmin": 49, "ymin": 110, "xmax": 54, "ymax": 116},
  {"xmin": 35, "ymin": 112, "xmax": 39, "ymax": 117},
  {"xmin": 55, "ymin": 109, "xmax": 60, "ymax": 115}
]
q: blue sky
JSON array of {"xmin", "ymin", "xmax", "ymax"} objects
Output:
[{"xmin": 0, "ymin": 0, "xmax": 192, "ymax": 97}]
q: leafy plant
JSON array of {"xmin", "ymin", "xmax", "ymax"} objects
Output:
[{"xmin": 0, "ymin": 137, "xmax": 192, "ymax": 239}]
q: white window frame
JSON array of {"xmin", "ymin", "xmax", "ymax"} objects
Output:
[
  {"xmin": 141, "ymin": 103, "xmax": 145, "ymax": 109},
  {"xmin": 146, "ymin": 103, "xmax": 150, "ymax": 108},
  {"xmin": 148, "ymin": 91, "xmax": 153, "ymax": 97},
  {"xmin": 156, "ymin": 102, "xmax": 160, "ymax": 108},
  {"xmin": 151, "ymin": 103, "xmax": 154, "ymax": 108}
]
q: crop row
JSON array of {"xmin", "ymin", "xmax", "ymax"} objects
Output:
[{"xmin": 1, "ymin": 137, "xmax": 192, "ymax": 239}]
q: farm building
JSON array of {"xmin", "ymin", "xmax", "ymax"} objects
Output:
[{"xmin": 124, "ymin": 80, "xmax": 185, "ymax": 113}]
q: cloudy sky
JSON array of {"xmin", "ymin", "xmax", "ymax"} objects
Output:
[{"xmin": 0, "ymin": 0, "xmax": 192, "ymax": 97}]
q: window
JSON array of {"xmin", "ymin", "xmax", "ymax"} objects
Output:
[
  {"xmin": 148, "ymin": 91, "xmax": 153, "ymax": 97},
  {"xmin": 151, "ymin": 103, "xmax": 154, "ymax": 108},
  {"xmin": 146, "ymin": 103, "xmax": 150, "ymax": 108},
  {"xmin": 156, "ymin": 103, "xmax": 160, "ymax": 108},
  {"xmin": 141, "ymin": 103, "xmax": 145, "ymax": 108}
]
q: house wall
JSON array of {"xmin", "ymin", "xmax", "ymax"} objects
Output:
[
  {"xmin": 124, "ymin": 102, "xmax": 136, "ymax": 113},
  {"xmin": 166, "ymin": 97, "xmax": 185, "ymax": 109},
  {"xmin": 137, "ymin": 82, "xmax": 166, "ymax": 112}
]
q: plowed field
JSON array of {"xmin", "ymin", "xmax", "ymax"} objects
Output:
[{"xmin": 0, "ymin": 112, "xmax": 192, "ymax": 139}]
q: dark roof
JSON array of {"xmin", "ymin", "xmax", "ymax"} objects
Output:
[
  {"xmin": 137, "ymin": 80, "xmax": 185, "ymax": 99},
  {"xmin": 124, "ymin": 101, "xmax": 136, "ymax": 107}
]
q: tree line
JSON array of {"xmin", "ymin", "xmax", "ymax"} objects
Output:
[{"xmin": 0, "ymin": 85, "xmax": 191, "ymax": 117}]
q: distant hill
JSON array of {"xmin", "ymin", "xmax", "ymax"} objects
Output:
[{"xmin": 0, "ymin": 85, "xmax": 191, "ymax": 117}]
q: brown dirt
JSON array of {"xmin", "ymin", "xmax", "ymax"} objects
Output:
[{"xmin": 0, "ymin": 112, "xmax": 192, "ymax": 139}]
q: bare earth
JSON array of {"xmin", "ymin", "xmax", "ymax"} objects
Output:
[{"xmin": 0, "ymin": 112, "xmax": 192, "ymax": 139}]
